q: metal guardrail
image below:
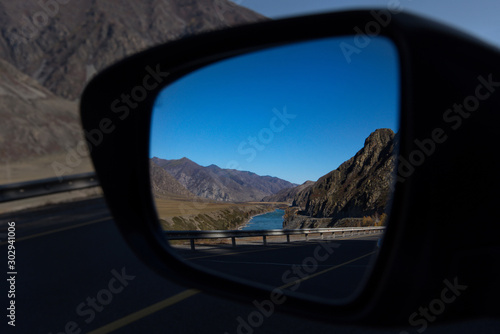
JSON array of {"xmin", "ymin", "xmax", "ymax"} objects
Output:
[
  {"xmin": 0, "ymin": 172, "xmax": 100, "ymax": 203},
  {"xmin": 165, "ymin": 226, "xmax": 385, "ymax": 250}
]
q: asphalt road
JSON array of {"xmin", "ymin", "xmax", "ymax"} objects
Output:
[
  {"xmin": 174, "ymin": 237, "xmax": 378, "ymax": 300},
  {"xmin": 0, "ymin": 197, "xmax": 498, "ymax": 333}
]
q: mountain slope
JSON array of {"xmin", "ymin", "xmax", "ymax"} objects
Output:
[
  {"xmin": 0, "ymin": 58, "xmax": 81, "ymax": 163},
  {"xmin": 0, "ymin": 0, "xmax": 266, "ymax": 183},
  {"xmin": 283, "ymin": 129, "xmax": 396, "ymax": 228},
  {"xmin": 206, "ymin": 163, "xmax": 297, "ymax": 195},
  {"xmin": 0, "ymin": 0, "xmax": 266, "ymax": 100},
  {"xmin": 262, "ymin": 180, "xmax": 315, "ymax": 203},
  {"xmin": 150, "ymin": 160, "xmax": 194, "ymax": 198},
  {"xmin": 151, "ymin": 157, "xmax": 296, "ymax": 202}
]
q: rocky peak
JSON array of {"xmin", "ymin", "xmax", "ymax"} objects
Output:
[
  {"xmin": 284, "ymin": 128, "xmax": 396, "ymax": 227},
  {"xmin": 364, "ymin": 128, "xmax": 394, "ymax": 148}
]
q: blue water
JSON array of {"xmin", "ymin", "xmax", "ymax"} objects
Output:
[{"xmin": 242, "ymin": 209, "xmax": 284, "ymax": 230}]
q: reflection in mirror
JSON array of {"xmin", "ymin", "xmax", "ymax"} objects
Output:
[{"xmin": 150, "ymin": 36, "xmax": 399, "ymax": 302}]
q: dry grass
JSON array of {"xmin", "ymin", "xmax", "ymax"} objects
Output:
[
  {"xmin": 0, "ymin": 186, "xmax": 102, "ymax": 215},
  {"xmin": 0, "ymin": 153, "xmax": 94, "ymax": 185},
  {"xmin": 154, "ymin": 196, "xmax": 265, "ymax": 218},
  {"xmin": 0, "ymin": 154, "xmax": 97, "ymax": 214},
  {"xmin": 155, "ymin": 196, "xmax": 279, "ymax": 231}
]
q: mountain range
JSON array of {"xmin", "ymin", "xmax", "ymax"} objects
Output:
[
  {"xmin": 151, "ymin": 157, "xmax": 296, "ymax": 202},
  {"xmin": 0, "ymin": 0, "xmax": 265, "ymax": 183},
  {"xmin": 151, "ymin": 128, "xmax": 396, "ymax": 229},
  {"xmin": 0, "ymin": 2, "xmax": 397, "ymax": 226}
]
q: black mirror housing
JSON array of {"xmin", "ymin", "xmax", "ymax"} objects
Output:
[{"xmin": 80, "ymin": 10, "xmax": 500, "ymax": 325}]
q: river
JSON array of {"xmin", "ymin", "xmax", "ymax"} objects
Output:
[{"xmin": 241, "ymin": 209, "xmax": 285, "ymax": 230}]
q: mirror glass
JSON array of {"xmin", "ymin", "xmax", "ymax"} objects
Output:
[{"xmin": 150, "ymin": 36, "xmax": 399, "ymax": 303}]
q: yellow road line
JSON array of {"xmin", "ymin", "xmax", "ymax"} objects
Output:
[
  {"xmin": 87, "ymin": 289, "xmax": 200, "ymax": 334},
  {"xmin": 86, "ymin": 249, "xmax": 377, "ymax": 333},
  {"xmin": 0, "ymin": 217, "xmax": 110, "ymax": 245},
  {"xmin": 279, "ymin": 251, "xmax": 376, "ymax": 289}
]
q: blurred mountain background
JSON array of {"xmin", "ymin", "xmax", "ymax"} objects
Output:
[{"xmin": 0, "ymin": 0, "xmax": 265, "ymax": 184}]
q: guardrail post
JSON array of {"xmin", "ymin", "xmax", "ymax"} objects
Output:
[
  {"xmin": 0, "ymin": 172, "xmax": 100, "ymax": 203},
  {"xmin": 164, "ymin": 228, "xmax": 386, "ymax": 250}
]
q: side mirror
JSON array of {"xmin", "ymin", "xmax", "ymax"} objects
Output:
[
  {"xmin": 149, "ymin": 34, "xmax": 399, "ymax": 302},
  {"xmin": 81, "ymin": 10, "xmax": 500, "ymax": 325}
]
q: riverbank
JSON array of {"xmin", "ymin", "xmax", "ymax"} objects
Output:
[
  {"xmin": 283, "ymin": 207, "xmax": 388, "ymax": 229},
  {"xmin": 157, "ymin": 198, "xmax": 279, "ymax": 231},
  {"xmin": 239, "ymin": 208, "xmax": 285, "ymax": 230}
]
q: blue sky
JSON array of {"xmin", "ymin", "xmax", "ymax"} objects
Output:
[
  {"xmin": 150, "ymin": 37, "xmax": 398, "ymax": 184},
  {"xmin": 235, "ymin": 0, "xmax": 500, "ymax": 48},
  {"xmin": 150, "ymin": 1, "xmax": 500, "ymax": 185}
]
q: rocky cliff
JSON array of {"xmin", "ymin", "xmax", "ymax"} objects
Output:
[{"xmin": 283, "ymin": 129, "xmax": 396, "ymax": 229}]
